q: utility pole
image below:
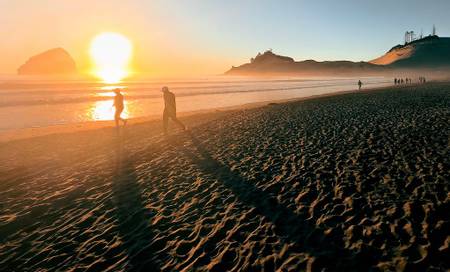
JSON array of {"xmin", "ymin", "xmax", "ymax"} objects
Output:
[{"xmin": 432, "ymin": 24, "xmax": 436, "ymax": 36}]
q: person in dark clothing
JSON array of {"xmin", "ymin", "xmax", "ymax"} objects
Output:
[
  {"xmin": 113, "ymin": 89, "xmax": 127, "ymax": 127},
  {"xmin": 162, "ymin": 86, "xmax": 186, "ymax": 135},
  {"xmin": 394, "ymin": 78, "xmax": 397, "ymax": 85},
  {"xmin": 358, "ymin": 80, "xmax": 362, "ymax": 90}
]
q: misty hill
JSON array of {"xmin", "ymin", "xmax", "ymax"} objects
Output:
[
  {"xmin": 225, "ymin": 50, "xmax": 388, "ymax": 76},
  {"xmin": 370, "ymin": 35, "xmax": 450, "ymax": 68},
  {"xmin": 18, "ymin": 48, "xmax": 77, "ymax": 75},
  {"xmin": 226, "ymin": 36, "xmax": 450, "ymax": 76}
]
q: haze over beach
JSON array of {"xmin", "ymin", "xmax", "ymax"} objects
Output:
[{"xmin": 1, "ymin": 1, "xmax": 449, "ymax": 271}]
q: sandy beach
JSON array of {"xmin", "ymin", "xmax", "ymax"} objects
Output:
[{"xmin": 0, "ymin": 83, "xmax": 449, "ymax": 271}]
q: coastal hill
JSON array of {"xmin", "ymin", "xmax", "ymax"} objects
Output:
[
  {"xmin": 225, "ymin": 50, "xmax": 389, "ymax": 76},
  {"xmin": 226, "ymin": 36, "xmax": 450, "ymax": 75},
  {"xmin": 370, "ymin": 35, "xmax": 450, "ymax": 67},
  {"xmin": 18, "ymin": 48, "xmax": 77, "ymax": 75}
]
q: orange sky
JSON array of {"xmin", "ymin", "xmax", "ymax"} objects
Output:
[
  {"xmin": 2, "ymin": 1, "xmax": 449, "ymax": 77},
  {"xmin": 0, "ymin": 1, "xmax": 237, "ymax": 77}
]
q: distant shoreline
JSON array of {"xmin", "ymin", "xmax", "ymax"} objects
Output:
[{"xmin": 0, "ymin": 82, "xmax": 411, "ymax": 143}]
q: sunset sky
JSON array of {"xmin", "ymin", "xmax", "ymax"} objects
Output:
[{"xmin": 1, "ymin": 0, "xmax": 449, "ymax": 77}]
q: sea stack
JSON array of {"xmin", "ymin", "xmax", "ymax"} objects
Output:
[{"xmin": 17, "ymin": 48, "xmax": 77, "ymax": 75}]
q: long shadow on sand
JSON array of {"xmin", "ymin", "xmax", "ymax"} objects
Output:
[
  {"xmin": 170, "ymin": 132, "xmax": 368, "ymax": 271},
  {"xmin": 111, "ymin": 135, "xmax": 160, "ymax": 271}
]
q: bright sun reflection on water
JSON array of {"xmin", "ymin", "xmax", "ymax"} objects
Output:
[
  {"xmin": 89, "ymin": 100, "xmax": 130, "ymax": 121},
  {"xmin": 89, "ymin": 87, "xmax": 130, "ymax": 121}
]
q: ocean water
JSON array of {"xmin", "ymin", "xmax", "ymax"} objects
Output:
[{"xmin": 0, "ymin": 76, "xmax": 392, "ymax": 131}]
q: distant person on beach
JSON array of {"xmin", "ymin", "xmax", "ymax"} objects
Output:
[
  {"xmin": 358, "ymin": 80, "xmax": 362, "ymax": 90},
  {"xmin": 113, "ymin": 89, "xmax": 127, "ymax": 127},
  {"xmin": 162, "ymin": 86, "xmax": 186, "ymax": 135}
]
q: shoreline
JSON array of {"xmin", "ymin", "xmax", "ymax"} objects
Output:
[{"xmin": 0, "ymin": 83, "xmax": 399, "ymax": 143}]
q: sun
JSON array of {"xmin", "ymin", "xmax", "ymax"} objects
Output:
[{"xmin": 90, "ymin": 32, "xmax": 132, "ymax": 84}]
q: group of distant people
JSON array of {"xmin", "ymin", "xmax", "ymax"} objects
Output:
[
  {"xmin": 113, "ymin": 87, "xmax": 186, "ymax": 135},
  {"xmin": 418, "ymin": 76, "xmax": 427, "ymax": 83},
  {"xmin": 394, "ymin": 78, "xmax": 412, "ymax": 85},
  {"xmin": 394, "ymin": 77, "xmax": 426, "ymax": 85}
]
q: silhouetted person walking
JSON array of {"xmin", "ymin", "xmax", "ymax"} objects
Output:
[
  {"xmin": 358, "ymin": 80, "xmax": 362, "ymax": 90},
  {"xmin": 162, "ymin": 86, "xmax": 186, "ymax": 135},
  {"xmin": 114, "ymin": 89, "xmax": 127, "ymax": 127}
]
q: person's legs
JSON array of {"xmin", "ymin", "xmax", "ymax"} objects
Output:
[
  {"xmin": 115, "ymin": 111, "xmax": 120, "ymax": 127},
  {"xmin": 171, "ymin": 116, "xmax": 186, "ymax": 130},
  {"xmin": 163, "ymin": 110, "xmax": 169, "ymax": 135},
  {"xmin": 115, "ymin": 108, "xmax": 124, "ymax": 127}
]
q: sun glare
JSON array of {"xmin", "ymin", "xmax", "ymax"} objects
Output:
[{"xmin": 90, "ymin": 32, "xmax": 132, "ymax": 84}]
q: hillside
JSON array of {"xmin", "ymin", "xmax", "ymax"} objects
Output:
[
  {"xmin": 226, "ymin": 50, "xmax": 388, "ymax": 76},
  {"xmin": 370, "ymin": 36, "xmax": 450, "ymax": 68},
  {"xmin": 226, "ymin": 36, "xmax": 450, "ymax": 76}
]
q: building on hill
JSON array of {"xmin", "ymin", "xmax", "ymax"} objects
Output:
[{"xmin": 404, "ymin": 25, "xmax": 438, "ymax": 45}]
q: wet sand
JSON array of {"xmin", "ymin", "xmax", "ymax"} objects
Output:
[{"xmin": 0, "ymin": 83, "xmax": 449, "ymax": 271}]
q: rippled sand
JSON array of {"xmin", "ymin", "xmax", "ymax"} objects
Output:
[{"xmin": 1, "ymin": 83, "xmax": 449, "ymax": 271}]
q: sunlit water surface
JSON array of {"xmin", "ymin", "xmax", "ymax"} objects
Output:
[{"xmin": 0, "ymin": 76, "xmax": 392, "ymax": 131}]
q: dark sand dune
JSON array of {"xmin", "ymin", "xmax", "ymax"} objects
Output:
[{"xmin": 0, "ymin": 83, "xmax": 449, "ymax": 271}]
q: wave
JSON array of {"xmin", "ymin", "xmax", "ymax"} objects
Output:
[{"xmin": 0, "ymin": 80, "xmax": 389, "ymax": 108}]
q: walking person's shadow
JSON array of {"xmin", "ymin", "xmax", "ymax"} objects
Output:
[
  {"xmin": 168, "ymin": 131, "xmax": 366, "ymax": 271},
  {"xmin": 111, "ymin": 135, "xmax": 161, "ymax": 271}
]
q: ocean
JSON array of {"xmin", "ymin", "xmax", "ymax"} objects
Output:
[{"xmin": 0, "ymin": 76, "xmax": 392, "ymax": 131}]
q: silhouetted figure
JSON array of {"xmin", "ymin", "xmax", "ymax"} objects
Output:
[
  {"xmin": 358, "ymin": 80, "xmax": 362, "ymax": 90},
  {"xmin": 162, "ymin": 86, "xmax": 186, "ymax": 135},
  {"xmin": 114, "ymin": 89, "xmax": 127, "ymax": 127},
  {"xmin": 394, "ymin": 78, "xmax": 398, "ymax": 85}
]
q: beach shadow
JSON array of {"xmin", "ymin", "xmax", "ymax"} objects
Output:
[
  {"xmin": 168, "ymin": 132, "xmax": 365, "ymax": 270},
  {"xmin": 111, "ymin": 135, "xmax": 160, "ymax": 271}
]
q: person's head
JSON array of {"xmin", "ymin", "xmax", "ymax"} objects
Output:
[
  {"xmin": 162, "ymin": 86, "xmax": 169, "ymax": 93},
  {"xmin": 114, "ymin": 88, "xmax": 121, "ymax": 94}
]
